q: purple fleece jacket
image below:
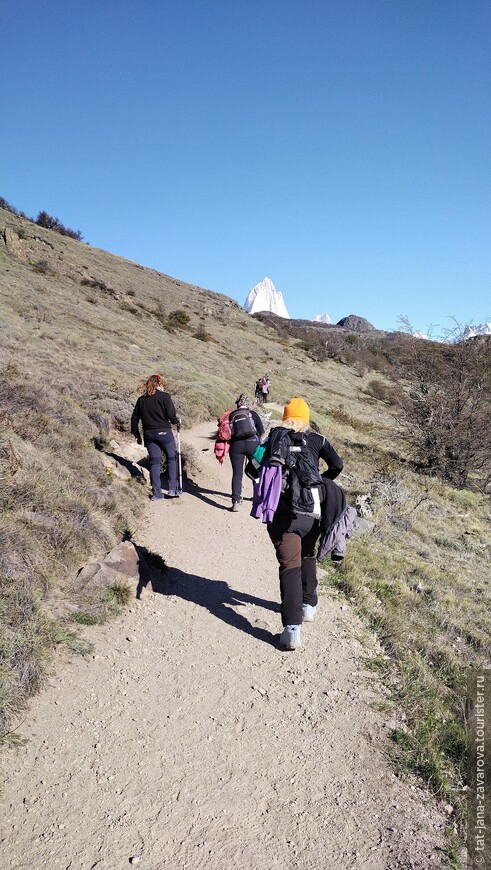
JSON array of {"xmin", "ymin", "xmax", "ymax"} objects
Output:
[{"xmin": 251, "ymin": 465, "xmax": 283, "ymax": 524}]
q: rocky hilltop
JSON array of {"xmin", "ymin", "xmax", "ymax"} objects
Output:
[{"xmin": 251, "ymin": 310, "xmax": 380, "ymax": 339}]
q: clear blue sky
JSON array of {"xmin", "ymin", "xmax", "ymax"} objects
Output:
[{"xmin": 2, "ymin": 0, "xmax": 490, "ymax": 335}]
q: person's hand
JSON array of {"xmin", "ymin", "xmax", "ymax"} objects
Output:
[{"xmin": 136, "ymin": 435, "xmax": 142, "ymax": 445}]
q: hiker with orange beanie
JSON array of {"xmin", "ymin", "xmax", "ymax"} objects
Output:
[
  {"xmin": 131, "ymin": 374, "xmax": 180, "ymax": 501},
  {"xmin": 266, "ymin": 398, "xmax": 343, "ymax": 650}
]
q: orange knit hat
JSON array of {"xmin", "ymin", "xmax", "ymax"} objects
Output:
[{"xmin": 282, "ymin": 397, "xmax": 310, "ymax": 424}]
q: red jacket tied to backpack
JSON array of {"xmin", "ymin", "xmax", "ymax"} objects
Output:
[{"xmin": 214, "ymin": 409, "xmax": 233, "ymax": 463}]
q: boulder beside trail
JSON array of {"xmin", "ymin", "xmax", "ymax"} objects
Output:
[{"xmin": 70, "ymin": 541, "xmax": 140, "ymax": 616}]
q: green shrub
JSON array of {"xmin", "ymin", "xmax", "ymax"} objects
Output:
[
  {"xmin": 33, "ymin": 260, "xmax": 54, "ymax": 276},
  {"xmin": 71, "ymin": 611, "xmax": 99, "ymax": 626},
  {"xmin": 107, "ymin": 580, "xmax": 133, "ymax": 609},
  {"xmin": 168, "ymin": 309, "xmax": 191, "ymax": 329},
  {"xmin": 193, "ymin": 325, "xmax": 214, "ymax": 342}
]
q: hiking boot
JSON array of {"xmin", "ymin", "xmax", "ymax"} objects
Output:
[
  {"xmin": 279, "ymin": 625, "xmax": 301, "ymax": 650},
  {"xmin": 166, "ymin": 490, "xmax": 179, "ymax": 498},
  {"xmin": 150, "ymin": 494, "xmax": 164, "ymax": 501},
  {"xmin": 302, "ymin": 604, "xmax": 317, "ymax": 622}
]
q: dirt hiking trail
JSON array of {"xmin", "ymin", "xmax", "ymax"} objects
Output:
[{"xmin": 2, "ymin": 416, "xmax": 448, "ymax": 869}]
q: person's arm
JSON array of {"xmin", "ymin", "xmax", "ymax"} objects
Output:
[
  {"xmin": 162, "ymin": 392, "xmax": 179, "ymax": 425},
  {"xmin": 131, "ymin": 399, "xmax": 142, "ymax": 442},
  {"xmin": 319, "ymin": 437, "xmax": 343, "ymax": 480},
  {"xmin": 251, "ymin": 409, "xmax": 265, "ymax": 437}
]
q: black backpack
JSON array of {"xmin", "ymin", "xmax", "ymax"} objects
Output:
[
  {"xmin": 230, "ymin": 408, "xmax": 257, "ymax": 440},
  {"xmin": 261, "ymin": 426, "xmax": 324, "ymax": 518}
]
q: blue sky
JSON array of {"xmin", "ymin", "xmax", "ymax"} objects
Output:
[{"xmin": 2, "ymin": 0, "xmax": 490, "ymax": 335}]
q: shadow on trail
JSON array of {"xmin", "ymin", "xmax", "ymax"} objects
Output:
[
  {"xmin": 134, "ymin": 543, "xmax": 279, "ymax": 647},
  {"xmin": 182, "ymin": 478, "xmax": 232, "ymax": 510},
  {"xmin": 103, "ymin": 451, "xmax": 146, "ymax": 480}
]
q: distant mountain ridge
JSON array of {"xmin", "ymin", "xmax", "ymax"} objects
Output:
[
  {"xmin": 243, "ymin": 275, "xmax": 489, "ymax": 341},
  {"xmin": 460, "ymin": 321, "xmax": 491, "ymax": 340}
]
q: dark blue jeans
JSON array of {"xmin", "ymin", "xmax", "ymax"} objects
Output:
[{"xmin": 144, "ymin": 429, "xmax": 177, "ymax": 496}]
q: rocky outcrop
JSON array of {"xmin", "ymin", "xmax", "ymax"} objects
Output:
[
  {"xmin": 336, "ymin": 315, "xmax": 376, "ymax": 332},
  {"xmin": 75, "ymin": 541, "xmax": 139, "ymax": 590},
  {"xmin": 2, "ymin": 219, "xmax": 86, "ymax": 282},
  {"xmin": 68, "ymin": 541, "xmax": 140, "ymax": 618},
  {"xmin": 2, "ymin": 226, "xmax": 24, "ymax": 256}
]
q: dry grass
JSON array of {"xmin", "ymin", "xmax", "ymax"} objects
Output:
[
  {"xmin": 1, "ymin": 207, "xmax": 490, "ymax": 856},
  {"xmin": 320, "ymin": 465, "xmax": 490, "ymax": 846}
]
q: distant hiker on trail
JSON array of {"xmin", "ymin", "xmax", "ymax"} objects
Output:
[
  {"xmin": 131, "ymin": 374, "xmax": 181, "ymax": 501},
  {"xmin": 252, "ymin": 397, "xmax": 344, "ymax": 650},
  {"xmin": 254, "ymin": 379, "xmax": 263, "ymax": 404},
  {"xmin": 254, "ymin": 374, "xmax": 270, "ymax": 404},
  {"xmin": 228, "ymin": 393, "xmax": 264, "ymax": 512}
]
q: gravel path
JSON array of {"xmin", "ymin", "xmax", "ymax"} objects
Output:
[{"xmin": 1, "ymin": 419, "xmax": 448, "ymax": 869}]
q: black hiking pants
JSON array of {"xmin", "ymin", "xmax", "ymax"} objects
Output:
[
  {"xmin": 229, "ymin": 437, "xmax": 258, "ymax": 502},
  {"xmin": 267, "ymin": 513, "xmax": 320, "ymax": 626}
]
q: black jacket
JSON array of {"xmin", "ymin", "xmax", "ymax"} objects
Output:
[
  {"xmin": 320, "ymin": 477, "xmax": 347, "ymax": 532},
  {"xmin": 305, "ymin": 431, "xmax": 343, "ymax": 479},
  {"xmin": 268, "ymin": 426, "xmax": 343, "ymax": 530},
  {"xmin": 268, "ymin": 427, "xmax": 343, "ymax": 479},
  {"xmin": 131, "ymin": 391, "xmax": 178, "ymax": 436}
]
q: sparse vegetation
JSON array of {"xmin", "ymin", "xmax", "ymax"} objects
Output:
[
  {"xmin": 106, "ymin": 580, "xmax": 133, "ymax": 608},
  {"xmin": 33, "ymin": 259, "xmax": 55, "ymax": 276},
  {"xmin": 365, "ymin": 378, "xmax": 404, "ymax": 405},
  {"xmin": 395, "ymin": 326, "xmax": 491, "ymax": 490},
  {"xmin": 193, "ymin": 324, "xmax": 214, "ymax": 342},
  {"xmin": 328, "ymin": 407, "xmax": 375, "ymax": 433},
  {"xmin": 168, "ymin": 309, "xmax": 191, "ymax": 330},
  {"xmin": 80, "ymin": 277, "xmax": 115, "ymax": 296},
  {"xmin": 321, "ymin": 467, "xmax": 490, "ymax": 841},
  {"xmin": 0, "ymin": 197, "xmax": 83, "ymax": 241},
  {"xmin": 35, "ymin": 210, "xmax": 83, "ymax": 241}
]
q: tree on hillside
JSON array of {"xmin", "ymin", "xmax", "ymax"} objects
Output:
[
  {"xmin": 35, "ymin": 211, "xmax": 83, "ymax": 241},
  {"xmin": 397, "ymin": 321, "xmax": 491, "ymax": 490}
]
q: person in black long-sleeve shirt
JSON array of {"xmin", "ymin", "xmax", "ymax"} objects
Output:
[
  {"xmin": 267, "ymin": 397, "xmax": 343, "ymax": 650},
  {"xmin": 228, "ymin": 393, "xmax": 265, "ymax": 511},
  {"xmin": 131, "ymin": 374, "xmax": 180, "ymax": 500}
]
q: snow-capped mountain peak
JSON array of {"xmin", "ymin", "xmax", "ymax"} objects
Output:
[
  {"xmin": 460, "ymin": 321, "xmax": 491, "ymax": 340},
  {"xmin": 313, "ymin": 313, "xmax": 332, "ymax": 324},
  {"xmin": 244, "ymin": 277, "xmax": 290, "ymax": 318}
]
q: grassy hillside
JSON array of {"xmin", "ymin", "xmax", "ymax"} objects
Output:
[{"xmin": 1, "ymin": 207, "xmax": 490, "ymax": 856}]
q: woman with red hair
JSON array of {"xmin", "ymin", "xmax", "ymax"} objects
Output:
[{"xmin": 131, "ymin": 374, "xmax": 180, "ymax": 501}]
